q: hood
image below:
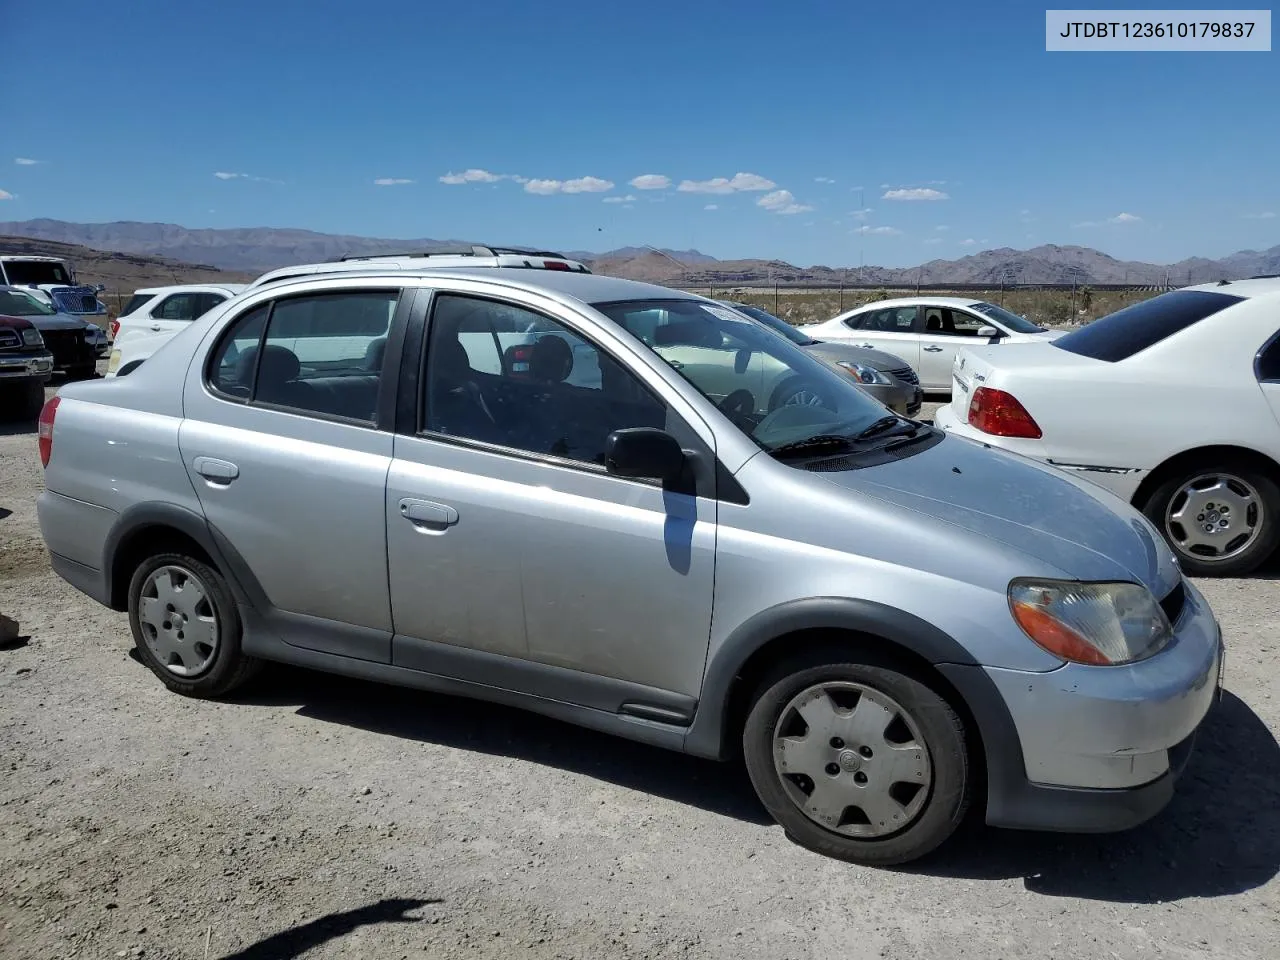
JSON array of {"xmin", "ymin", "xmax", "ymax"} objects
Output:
[
  {"xmin": 0, "ymin": 313, "xmax": 35, "ymax": 331},
  {"xmin": 814, "ymin": 433, "xmax": 1181, "ymax": 595},
  {"xmin": 27, "ymin": 312, "xmax": 96, "ymax": 332},
  {"xmin": 1004, "ymin": 328, "xmax": 1065, "ymax": 343},
  {"xmin": 805, "ymin": 340, "xmax": 914, "ymax": 370}
]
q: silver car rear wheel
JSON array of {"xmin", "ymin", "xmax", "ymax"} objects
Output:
[
  {"xmin": 136, "ymin": 564, "xmax": 220, "ymax": 677},
  {"xmin": 772, "ymin": 681, "xmax": 932, "ymax": 838},
  {"xmin": 1164, "ymin": 472, "xmax": 1263, "ymax": 564}
]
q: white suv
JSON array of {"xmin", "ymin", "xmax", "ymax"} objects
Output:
[
  {"xmin": 106, "ymin": 247, "xmax": 590, "ymax": 377},
  {"xmin": 107, "ymin": 284, "xmax": 247, "ymax": 377}
]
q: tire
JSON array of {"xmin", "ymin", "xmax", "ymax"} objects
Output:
[
  {"xmin": 743, "ymin": 653, "xmax": 970, "ymax": 866},
  {"xmin": 19, "ymin": 380, "xmax": 46, "ymax": 419},
  {"xmin": 768, "ymin": 375, "xmax": 831, "ymax": 413},
  {"xmin": 1140, "ymin": 460, "xmax": 1280, "ymax": 577},
  {"xmin": 127, "ymin": 551, "xmax": 262, "ymax": 697}
]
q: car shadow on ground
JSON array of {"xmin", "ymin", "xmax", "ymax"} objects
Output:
[
  {"xmin": 235, "ymin": 664, "xmax": 774, "ymax": 825},
  {"xmin": 905, "ymin": 690, "xmax": 1280, "ymax": 902},
  {"xmin": 0, "ymin": 414, "xmax": 37, "ymax": 437},
  {"xmin": 232, "ymin": 665, "xmax": 1276, "ymax": 900}
]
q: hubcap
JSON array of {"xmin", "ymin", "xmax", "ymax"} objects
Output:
[
  {"xmin": 1165, "ymin": 473, "xmax": 1263, "ymax": 563},
  {"xmin": 137, "ymin": 565, "xmax": 220, "ymax": 677},
  {"xmin": 772, "ymin": 682, "xmax": 932, "ymax": 838}
]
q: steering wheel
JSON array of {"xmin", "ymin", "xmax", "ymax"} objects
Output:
[{"xmin": 719, "ymin": 388, "xmax": 756, "ymax": 421}]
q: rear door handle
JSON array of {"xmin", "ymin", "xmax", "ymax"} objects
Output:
[
  {"xmin": 399, "ymin": 498, "xmax": 459, "ymax": 530},
  {"xmin": 923, "ymin": 345, "xmax": 944, "ymax": 353},
  {"xmin": 859, "ymin": 342, "xmax": 874, "ymax": 349},
  {"xmin": 193, "ymin": 456, "xmax": 239, "ymax": 484}
]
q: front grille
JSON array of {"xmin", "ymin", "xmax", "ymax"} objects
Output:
[
  {"xmin": 886, "ymin": 365, "xmax": 919, "ymax": 386},
  {"xmin": 51, "ymin": 288, "xmax": 102, "ymax": 315},
  {"xmin": 0, "ymin": 329, "xmax": 20, "ymax": 350},
  {"xmin": 1159, "ymin": 579, "xmax": 1187, "ymax": 626},
  {"xmin": 41, "ymin": 329, "xmax": 92, "ymax": 365}
]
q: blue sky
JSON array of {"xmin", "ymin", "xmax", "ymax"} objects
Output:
[{"xmin": 4, "ymin": 0, "xmax": 1277, "ymax": 266}]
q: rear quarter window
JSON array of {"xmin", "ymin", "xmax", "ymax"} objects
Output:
[
  {"xmin": 1053, "ymin": 290, "xmax": 1244, "ymax": 362},
  {"xmin": 122, "ymin": 293, "xmax": 156, "ymax": 317}
]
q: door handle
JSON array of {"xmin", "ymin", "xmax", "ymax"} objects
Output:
[
  {"xmin": 399, "ymin": 498, "xmax": 459, "ymax": 530},
  {"xmin": 193, "ymin": 456, "xmax": 239, "ymax": 484},
  {"xmin": 666, "ymin": 359, "xmax": 685, "ymax": 370},
  {"xmin": 859, "ymin": 343, "xmax": 874, "ymax": 349},
  {"xmin": 150, "ymin": 324, "xmax": 163, "ymax": 332},
  {"xmin": 923, "ymin": 345, "xmax": 944, "ymax": 352}
]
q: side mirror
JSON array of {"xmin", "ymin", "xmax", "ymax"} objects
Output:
[
  {"xmin": 95, "ymin": 283, "xmax": 107, "ymax": 293},
  {"xmin": 605, "ymin": 427, "xmax": 685, "ymax": 483},
  {"xmin": 977, "ymin": 325, "xmax": 999, "ymax": 338}
]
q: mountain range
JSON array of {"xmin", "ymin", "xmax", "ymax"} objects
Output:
[{"xmin": 1, "ymin": 218, "xmax": 1277, "ymax": 287}]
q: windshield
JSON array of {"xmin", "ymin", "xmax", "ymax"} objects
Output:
[
  {"xmin": 720, "ymin": 302, "xmax": 817, "ymax": 346},
  {"xmin": 593, "ymin": 298, "xmax": 902, "ymax": 454},
  {"xmin": 0, "ymin": 288, "xmax": 56, "ymax": 317},
  {"xmin": 2, "ymin": 260, "xmax": 72, "ymax": 286},
  {"xmin": 970, "ymin": 301, "xmax": 1044, "ymax": 334}
]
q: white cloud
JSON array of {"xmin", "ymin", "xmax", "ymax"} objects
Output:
[
  {"xmin": 0, "ymin": 189, "xmax": 12, "ymax": 200},
  {"xmin": 1072, "ymin": 220, "xmax": 1099, "ymax": 228},
  {"xmin": 883, "ymin": 187, "xmax": 949, "ymax": 201},
  {"xmin": 923, "ymin": 237, "xmax": 943, "ymax": 245},
  {"xmin": 854, "ymin": 225, "xmax": 902, "ymax": 235},
  {"xmin": 374, "ymin": 177, "xmax": 414, "ymax": 186},
  {"xmin": 629, "ymin": 174, "xmax": 671, "ymax": 190},
  {"xmin": 961, "ymin": 238, "xmax": 978, "ymax": 246},
  {"xmin": 815, "ymin": 176, "xmax": 836, "ymax": 184},
  {"xmin": 879, "ymin": 183, "xmax": 892, "ymax": 189},
  {"xmin": 850, "ymin": 207, "xmax": 872, "ymax": 220},
  {"xmin": 677, "ymin": 172, "xmax": 776, "ymax": 194},
  {"xmin": 1109, "ymin": 212, "xmax": 1141, "ymax": 223},
  {"xmin": 1244, "ymin": 211, "xmax": 1277, "ymax": 220},
  {"xmin": 704, "ymin": 204, "xmax": 718, "ymax": 211},
  {"xmin": 214, "ymin": 171, "xmax": 281, "ymax": 183},
  {"xmin": 757, "ymin": 189, "xmax": 813, "ymax": 215},
  {"xmin": 934, "ymin": 225, "xmax": 950, "ymax": 232},
  {"xmin": 14, "ymin": 158, "xmax": 42, "ymax": 166},
  {"xmin": 927, "ymin": 180, "xmax": 947, "ymax": 185},
  {"xmin": 439, "ymin": 168, "xmax": 507, "ymax": 185},
  {"xmin": 522, "ymin": 176, "xmax": 615, "ymax": 195},
  {"xmin": 603, "ymin": 195, "xmax": 637, "ymax": 204}
]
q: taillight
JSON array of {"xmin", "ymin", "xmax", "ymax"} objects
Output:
[
  {"xmin": 540, "ymin": 260, "xmax": 571, "ymax": 271},
  {"xmin": 38, "ymin": 396, "xmax": 60, "ymax": 468},
  {"xmin": 109, "ymin": 319, "xmax": 120, "ymax": 339},
  {"xmin": 967, "ymin": 386, "xmax": 1042, "ymax": 439}
]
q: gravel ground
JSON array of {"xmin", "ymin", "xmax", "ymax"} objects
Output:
[{"xmin": 2, "ymin": 388, "xmax": 1278, "ymax": 960}]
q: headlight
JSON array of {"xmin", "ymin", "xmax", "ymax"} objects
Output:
[
  {"xmin": 85, "ymin": 323, "xmax": 100, "ymax": 334},
  {"xmin": 21, "ymin": 328, "xmax": 44, "ymax": 347},
  {"xmin": 1008, "ymin": 579, "xmax": 1171, "ymax": 666},
  {"xmin": 836, "ymin": 361, "xmax": 893, "ymax": 386}
]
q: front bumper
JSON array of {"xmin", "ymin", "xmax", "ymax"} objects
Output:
[
  {"xmin": 0, "ymin": 351, "xmax": 54, "ymax": 383},
  {"xmin": 862, "ymin": 382, "xmax": 923, "ymax": 417},
  {"xmin": 940, "ymin": 578, "xmax": 1222, "ymax": 833}
]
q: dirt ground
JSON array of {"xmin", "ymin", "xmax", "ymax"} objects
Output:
[{"xmin": 2, "ymin": 389, "xmax": 1278, "ymax": 960}]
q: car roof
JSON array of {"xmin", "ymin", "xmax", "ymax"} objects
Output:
[
  {"xmin": 259, "ymin": 266, "xmax": 687, "ymax": 306},
  {"xmin": 0, "ymin": 254, "xmax": 66, "ymax": 262},
  {"xmin": 1181, "ymin": 277, "xmax": 1280, "ymax": 299},
  {"xmin": 844, "ymin": 296, "xmax": 983, "ymax": 311},
  {"xmin": 132, "ymin": 283, "xmax": 248, "ymax": 296}
]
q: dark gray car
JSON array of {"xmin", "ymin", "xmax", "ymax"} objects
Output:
[
  {"xmin": 719, "ymin": 301, "xmax": 923, "ymax": 416},
  {"xmin": 0, "ymin": 286, "xmax": 109, "ymax": 379}
]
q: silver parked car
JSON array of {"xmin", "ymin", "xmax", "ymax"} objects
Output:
[
  {"xmin": 36, "ymin": 268, "xmax": 1223, "ymax": 866},
  {"xmin": 717, "ymin": 301, "xmax": 923, "ymax": 417}
]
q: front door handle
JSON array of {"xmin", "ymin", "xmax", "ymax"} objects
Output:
[
  {"xmin": 193, "ymin": 456, "xmax": 239, "ymax": 484},
  {"xmin": 399, "ymin": 498, "xmax": 459, "ymax": 530},
  {"xmin": 923, "ymin": 345, "xmax": 944, "ymax": 353},
  {"xmin": 150, "ymin": 324, "xmax": 163, "ymax": 332},
  {"xmin": 859, "ymin": 343, "xmax": 874, "ymax": 349}
]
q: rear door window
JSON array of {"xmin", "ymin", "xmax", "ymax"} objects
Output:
[
  {"xmin": 153, "ymin": 293, "xmax": 202, "ymax": 321},
  {"xmin": 1053, "ymin": 290, "xmax": 1244, "ymax": 362}
]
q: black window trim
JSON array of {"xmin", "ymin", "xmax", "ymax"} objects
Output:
[
  {"xmin": 1255, "ymin": 327, "xmax": 1280, "ymax": 384},
  {"xmin": 404, "ymin": 288, "xmax": 724, "ymax": 498},
  {"xmin": 202, "ymin": 286, "xmax": 408, "ymax": 432}
]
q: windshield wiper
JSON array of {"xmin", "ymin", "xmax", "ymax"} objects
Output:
[
  {"xmin": 851, "ymin": 415, "xmax": 907, "ymax": 440},
  {"xmin": 768, "ymin": 434, "xmax": 860, "ymax": 458}
]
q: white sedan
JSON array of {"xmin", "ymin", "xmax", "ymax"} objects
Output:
[
  {"xmin": 935, "ymin": 278, "xmax": 1280, "ymax": 577},
  {"xmin": 806, "ymin": 296, "xmax": 1063, "ymax": 391}
]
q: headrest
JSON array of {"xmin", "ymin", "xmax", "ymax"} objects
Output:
[
  {"xmin": 530, "ymin": 335, "xmax": 573, "ymax": 383},
  {"xmin": 253, "ymin": 344, "xmax": 301, "ymax": 384},
  {"xmin": 432, "ymin": 336, "xmax": 472, "ymax": 377},
  {"xmin": 364, "ymin": 337, "xmax": 387, "ymax": 370}
]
